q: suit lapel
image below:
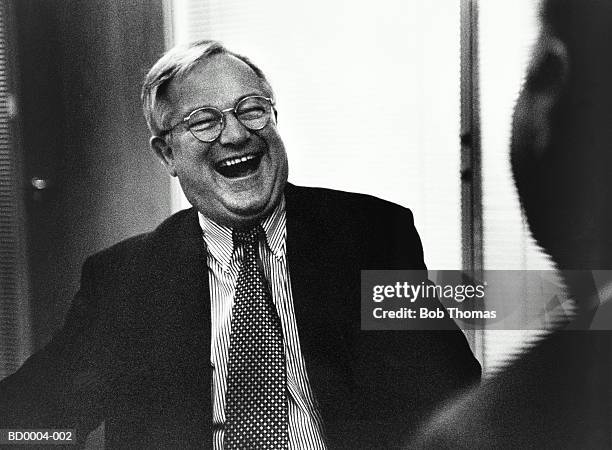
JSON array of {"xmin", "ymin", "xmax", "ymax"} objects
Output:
[
  {"xmin": 144, "ymin": 208, "xmax": 212, "ymax": 442},
  {"xmin": 147, "ymin": 208, "xmax": 210, "ymax": 348},
  {"xmin": 284, "ymin": 185, "xmax": 355, "ymax": 423}
]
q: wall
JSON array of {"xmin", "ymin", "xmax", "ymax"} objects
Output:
[{"xmin": 14, "ymin": 0, "xmax": 171, "ymax": 351}]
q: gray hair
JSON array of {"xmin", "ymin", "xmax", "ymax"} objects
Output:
[{"xmin": 141, "ymin": 40, "xmax": 273, "ymax": 136}]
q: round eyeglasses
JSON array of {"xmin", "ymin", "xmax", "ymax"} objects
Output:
[{"xmin": 161, "ymin": 95, "xmax": 276, "ymax": 143}]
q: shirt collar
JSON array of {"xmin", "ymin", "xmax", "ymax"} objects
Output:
[
  {"xmin": 198, "ymin": 196, "xmax": 287, "ymax": 270},
  {"xmin": 261, "ymin": 196, "xmax": 287, "ymax": 259}
]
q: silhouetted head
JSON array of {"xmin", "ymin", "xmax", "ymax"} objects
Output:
[{"xmin": 511, "ymin": 0, "xmax": 612, "ymax": 269}]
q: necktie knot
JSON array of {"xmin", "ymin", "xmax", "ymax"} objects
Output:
[{"xmin": 232, "ymin": 225, "xmax": 262, "ymax": 249}]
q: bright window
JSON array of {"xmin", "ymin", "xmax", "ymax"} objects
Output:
[{"xmin": 168, "ymin": 0, "xmax": 463, "ymax": 270}]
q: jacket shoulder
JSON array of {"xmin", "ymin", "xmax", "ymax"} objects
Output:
[
  {"xmin": 285, "ymin": 183, "xmax": 414, "ymax": 224},
  {"xmin": 285, "ymin": 183, "xmax": 424, "ymax": 269},
  {"xmin": 86, "ymin": 208, "xmax": 197, "ymax": 268}
]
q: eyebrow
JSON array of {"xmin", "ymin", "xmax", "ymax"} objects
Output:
[{"xmin": 180, "ymin": 92, "xmax": 268, "ymax": 119}]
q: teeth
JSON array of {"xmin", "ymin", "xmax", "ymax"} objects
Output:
[{"xmin": 220, "ymin": 154, "xmax": 257, "ymax": 167}]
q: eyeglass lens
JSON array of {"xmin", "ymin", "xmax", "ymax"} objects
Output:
[{"xmin": 188, "ymin": 96, "xmax": 272, "ymax": 142}]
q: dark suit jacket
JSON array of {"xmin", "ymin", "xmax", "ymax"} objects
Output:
[
  {"xmin": 412, "ymin": 313, "xmax": 612, "ymax": 449},
  {"xmin": 0, "ymin": 184, "xmax": 480, "ymax": 449}
]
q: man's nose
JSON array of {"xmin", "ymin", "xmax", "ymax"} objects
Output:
[{"xmin": 219, "ymin": 112, "xmax": 250, "ymax": 146}]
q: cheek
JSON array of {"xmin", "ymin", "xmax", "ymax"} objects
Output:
[
  {"xmin": 174, "ymin": 143, "xmax": 211, "ymax": 173},
  {"xmin": 511, "ymin": 96, "xmax": 537, "ymax": 164},
  {"xmin": 511, "ymin": 99, "xmax": 541, "ymax": 205},
  {"xmin": 264, "ymin": 132, "xmax": 288, "ymax": 165},
  {"xmin": 174, "ymin": 155, "xmax": 215, "ymax": 194}
]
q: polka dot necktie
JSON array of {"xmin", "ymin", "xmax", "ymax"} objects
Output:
[{"xmin": 224, "ymin": 226, "xmax": 289, "ymax": 449}]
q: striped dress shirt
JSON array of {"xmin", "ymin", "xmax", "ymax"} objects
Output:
[{"xmin": 198, "ymin": 197, "xmax": 327, "ymax": 449}]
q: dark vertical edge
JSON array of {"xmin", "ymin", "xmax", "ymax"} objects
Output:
[
  {"xmin": 7, "ymin": 0, "xmax": 33, "ymax": 366},
  {"xmin": 0, "ymin": 0, "xmax": 32, "ymax": 379},
  {"xmin": 460, "ymin": 0, "xmax": 484, "ymax": 361},
  {"xmin": 460, "ymin": 0, "xmax": 483, "ymax": 275}
]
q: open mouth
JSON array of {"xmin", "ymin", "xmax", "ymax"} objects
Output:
[{"xmin": 215, "ymin": 151, "xmax": 264, "ymax": 179}]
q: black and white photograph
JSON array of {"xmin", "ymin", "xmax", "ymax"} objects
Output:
[{"xmin": 0, "ymin": 0, "xmax": 611, "ymax": 448}]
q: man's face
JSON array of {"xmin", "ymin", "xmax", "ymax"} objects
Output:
[{"xmin": 160, "ymin": 54, "xmax": 288, "ymax": 228}]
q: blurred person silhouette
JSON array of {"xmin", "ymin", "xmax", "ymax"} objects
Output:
[{"xmin": 413, "ymin": 0, "xmax": 612, "ymax": 448}]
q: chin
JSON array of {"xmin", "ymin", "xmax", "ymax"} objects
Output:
[
  {"xmin": 232, "ymin": 200, "xmax": 276, "ymax": 224},
  {"xmin": 207, "ymin": 196, "xmax": 271, "ymax": 228},
  {"xmin": 232, "ymin": 179, "xmax": 283, "ymax": 210}
]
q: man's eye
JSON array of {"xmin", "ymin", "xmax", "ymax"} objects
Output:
[
  {"xmin": 237, "ymin": 107, "xmax": 266, "ymax": 120},
  {"xmin": 189, "ymin": 116, "xmax": 218, "ymax": 131}
]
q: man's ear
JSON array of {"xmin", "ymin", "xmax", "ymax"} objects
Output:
[
  {"xmin": 150, "ymin": 136, "xmax": 178, "ymax": 177},
  {"xmin": 525, "ymin": 33, "xmax": 569, "ymax": 155}
]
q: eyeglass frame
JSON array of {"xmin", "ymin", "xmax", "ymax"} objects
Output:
[{"xmin": 158, "ymin": 95, "xmax": 277, "ymax": 143}]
